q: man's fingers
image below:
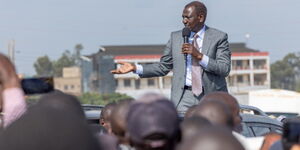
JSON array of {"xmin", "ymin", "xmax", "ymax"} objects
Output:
[
  {"xmin": 110, "ymin": 70, "xmax": 119, "ymax": 74},
  {"xmin": 116, "ymin": 61, "xmax": 126, "ymax": 65}
]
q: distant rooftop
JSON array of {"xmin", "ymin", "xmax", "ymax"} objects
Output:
[
  {"xmin": 86, "ymin": 43, "xmax": 259, "ymax": 58},
  {"xmin": 100, "ymin": 43, "xmax": 259, "ymax": 56},
  {"xmin": 229, "ymin": 43, "xmax": 259, "ymax": 53},
  {"xmin": 102, "ymin": 45, "xmax": 165, "ymax": 56}
]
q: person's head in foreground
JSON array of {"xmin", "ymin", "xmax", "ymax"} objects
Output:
[
  {"xmin": 127, "ymin": 100, "xmax": 180, "ymax": 150},
  {"xmin": 99, "ymin": 102, "xmax": 117, "ymax": 134},
  {"xmin": 177, "ymin": 126, "xmax": 245, "ymax": 150},
  {"xmin": 201, "ymin": 91, "xmax": 242, "ymax": 132},
  {"xmin": 180, "ymin": 116, "xmax": 211, "ymax": 140},
  {"xmin": 0, "ymin": 92, "xmax": 100, "ymax": 150},
  {"xmin": 110, "ymin": 98, "xmax": 134, "ymax": 145},
  {"xmin": 191, "ymin": 100, "xmax": 234, "ymax": 130},
  {"xmin": 282, "ymin": 120, "xmax": 300, "ymax": 150}
]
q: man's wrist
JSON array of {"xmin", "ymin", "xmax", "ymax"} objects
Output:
[
  {"xmin": 132, "ymin": 63, "xmax": 137, "ymax": 72},
  {"xmin": 196, "ymin": 53, "xmax": 203, "ymax": 61}
]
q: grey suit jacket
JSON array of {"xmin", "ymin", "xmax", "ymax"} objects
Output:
[{"xmin": 140, "ymin": 26, "xmax": 231, "ymax": 106}]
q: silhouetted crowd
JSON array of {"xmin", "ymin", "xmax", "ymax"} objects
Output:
[{"xmin": 0, "ymin": 53, "xmax": 300, "ymax": 150}]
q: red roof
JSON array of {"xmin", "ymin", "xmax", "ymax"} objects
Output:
[{"xmin": 232, "ymin": 52, "xmax": 269, "ymax": 57}]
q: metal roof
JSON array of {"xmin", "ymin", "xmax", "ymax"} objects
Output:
[{"xmin": 100, "ymin": 43, "xmax": 259, "ymax": 56}]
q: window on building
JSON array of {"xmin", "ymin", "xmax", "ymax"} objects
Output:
[
  {"xmin": 227, "ymin": 76, "xmax": 234, "ymax": 86},
  {"xmin": 147, "ymin": 79, "xmax": 155, "ymax": 86},
  {"xmin": 64, "ymin": 85, "xmax": 68, "ymax": 90},
  {"xmin": 236, "ymin": 60, "xmax": 243, "ymax": 69},
  {"xmin": 237, "ymin": 75, "xmax": 243, "ymax": 83},
  {"xmin": 124, "ymin": 79, "xmax": 131, "ymax": 87},
  {"xmin": 163, "ymin": 77, "xmax": 171, "ymax": 88},
  {"xmin": 70, "ymin": 85, "xmax": 74, "ymax": 89},
  {"xmin": 254, "ymin": 74, "xmax": 267, "ymax": 85},
  {"xmin": 135, "ymin": 79, "xmax": 140, "ymax": 89},
  {"xmin": 253, "ymin": 59, "xmax": 267, "ymax": 69},
  {"xmin": 116, "ymin": 79, "xmax": 119, "ymax": 87}
]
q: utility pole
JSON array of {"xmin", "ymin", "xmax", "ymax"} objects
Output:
[{"xmin": 7, "ymin": 40, "xmax": 15, "ymax": 64}]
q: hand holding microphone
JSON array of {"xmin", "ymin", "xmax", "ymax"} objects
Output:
[
  {"xmin": 182, "ymin": 27, "xmax": 191, "ymax": 60},
  {"xmin": 181, "ymin": 27, "xmax": 203, "ymax": 61}
]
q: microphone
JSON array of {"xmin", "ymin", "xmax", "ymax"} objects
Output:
[{"xmin": 182, "ymin": 27, "xmax": 191, "ymax": 59}]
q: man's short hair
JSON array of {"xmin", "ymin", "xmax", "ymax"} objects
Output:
[{"xmin": 185, "ymin": 1, "xmax": 207, "ymax": 20}]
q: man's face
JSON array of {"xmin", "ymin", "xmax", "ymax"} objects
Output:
[{"xmin": 182, "ymin": 6, "xmax": 204, "ymax": 32}]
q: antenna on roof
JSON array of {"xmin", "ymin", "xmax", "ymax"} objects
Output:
[
  {"xmin": 99, "ymin": 46, "xmax": 106, "ymax": 52},
  {"xmin": 245, "ymin": 33, "xmax": 251, "ymax": 46}
]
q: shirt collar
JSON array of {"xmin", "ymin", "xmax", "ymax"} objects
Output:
[{"xmin": 191, "ymin": 25, "xmax": 206, "ymax": 39}]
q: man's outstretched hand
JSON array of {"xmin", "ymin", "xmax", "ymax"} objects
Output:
[{"xmin": 110, "ymin": 62, "xmax": 136, "ymax": 74}]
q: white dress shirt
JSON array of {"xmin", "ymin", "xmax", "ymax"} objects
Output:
[{"xmin": 135, "ymin": 26, "xmax": 209, "ymax": 86}]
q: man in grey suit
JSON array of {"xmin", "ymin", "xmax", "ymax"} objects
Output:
[{"xmin": 111, "ymin": 1, "xmax": 231, "ymax": 112}]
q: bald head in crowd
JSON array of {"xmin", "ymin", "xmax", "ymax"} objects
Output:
[
  {"xmin": 99, "ymin": 102, "xmax": 117, "ymax": 134},
  {"xmin": 191, "ymin": 100, "xmax": 234, "ymax": 130},
  {"xmin": 201, "ymin": 92, "xmax": 242, "ymax": 132},
  {"xmin": 177, "ymin": 126, "xmax": 245, "ymax": 150},
  {"xmin": 180, "ymin": 116, "xmax": 211, "ymax": 140},
  {"xmin": 110, "ymin": 99, "xmax": 134, "ymax": 145}
]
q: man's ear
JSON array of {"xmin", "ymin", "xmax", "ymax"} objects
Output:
[
  {"xmin": 198, "ymin": 14, "xmax": 205, "ymax": 23},
  {"xmin": 99, "ymin": 118, "xmax": 105, "ymax": 125}
]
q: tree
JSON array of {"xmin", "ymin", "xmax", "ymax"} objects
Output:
[
  {"xmin": 34, "ymin": 55, "xmax": 53, "ymax": 77},
  {"xmin": 271, "ymin": 52, "xmax": 300, "ymax": 90},
  {"xmin": 53, "ymin": 50, "xmax": 76, "ymax": 77},
  {"xmin": 74, "ymin": 44, "xmax": 83, "ymax": 65}
]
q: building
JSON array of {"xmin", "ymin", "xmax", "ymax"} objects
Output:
[
  {"xmin": 248, "ymin": 89, "xmax": 300, "ymax": 116},
  {"xmin": 102, "ymin": 43, "xmax": 270, "ymax": 103},
  {"xmin": 54, "ymin": 67, "xmax": 82, "ymax": 96},
  {"xmin": 54, "ymin": 53, "xmax": 116, "ymax": 96},
  {"xmin": 228, "ymin": 43, "xmax": 270, "ymax": 104}
]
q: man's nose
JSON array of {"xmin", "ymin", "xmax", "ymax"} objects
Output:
[{"xmin": 182, "ymin": 18, "xmax": 188, "ymax": 25}]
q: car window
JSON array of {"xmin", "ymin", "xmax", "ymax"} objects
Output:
[
  {"xmin": 251, "ymin": 126, "xmax": 271, "ymax": 136},
  {"xmin": 240, "ymin": 123, "xmax": 253, "ymax": 137}
]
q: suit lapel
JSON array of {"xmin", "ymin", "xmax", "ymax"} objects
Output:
[
  {"xmin": 202, "ymin": 26, "xmax": 212, "ymax": 56},
  {"xmin": 178, "ymin": 35, "xmax": 185, "ymax": 71}
]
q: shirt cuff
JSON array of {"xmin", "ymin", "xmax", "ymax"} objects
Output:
[
  {"xmin": 199, "ymin": 55, "xmax": 209, "ymax": 68},
  {"xmin": 134, "ymin": 64, "xmax": 143, "ymax": 75}
]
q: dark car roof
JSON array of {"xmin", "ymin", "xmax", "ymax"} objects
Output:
[
  {"xmin": 241, "ymin": 114, "xmax": 282, "ymax": 127},
  {"xmin": 240, "ymin": 104, "xmax": 268, "ymax": 117}
]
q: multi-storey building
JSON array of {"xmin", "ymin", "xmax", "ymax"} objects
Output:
[
  {"xmin": 54, "ymin": 67, "xmax": 82, "ymax": 96},
  {"xmin": 102, "ymin": 43, "xmax": 270, "ymax": 103}
]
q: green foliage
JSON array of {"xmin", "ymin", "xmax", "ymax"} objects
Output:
[
  {"xmin": 271, "ymin": 52, "xmax": 300, "ymax": 91},
  {"xmin": 78, "ymin": 92, "xmax": 132, "ymax": 105},
  {"xmin": 33, "ymin": 44, "xmax": 83, "ymax": 77},
  {"xmin": 33, "ymin": 55, "xmax": 53, "ymax": 77},
  {"xmin": 53, "ymin": 50, "xmax": 76, "ymax": 77}
]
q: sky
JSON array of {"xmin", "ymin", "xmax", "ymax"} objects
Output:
[{"xmin": 0, "ymin": 0, "xmax": 300, "ymax": 76}]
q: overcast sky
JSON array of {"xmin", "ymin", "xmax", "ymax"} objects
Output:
[{"xmin": 1, "ymin": 0, "xmax": 300, "ymax": 75}]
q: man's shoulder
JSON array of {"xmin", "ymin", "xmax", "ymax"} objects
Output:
[
  {"xmin": 206, "ymin": 26, "xmax": 227, "ymax": 37},
  {"xmin": 171, "ymin": 30, "xmax": 182, "ymax": 36}
]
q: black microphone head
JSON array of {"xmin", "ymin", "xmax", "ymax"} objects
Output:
[{"xmin": 182, "ymin": 27, "xmax": 191, "ymax": 37}]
